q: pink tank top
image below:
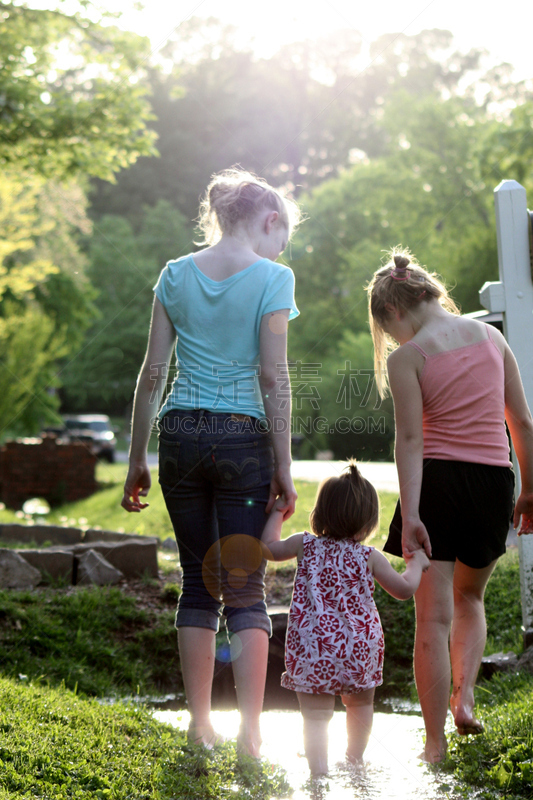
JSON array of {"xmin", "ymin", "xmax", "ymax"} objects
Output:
[{"xmin": 407, "ymin": 332, "xmax": 511, "ymax": 467}]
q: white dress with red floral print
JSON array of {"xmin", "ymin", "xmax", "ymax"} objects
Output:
[{"xmin": 281, "ymin": 532, "xmax": 384, "ymax": 695}]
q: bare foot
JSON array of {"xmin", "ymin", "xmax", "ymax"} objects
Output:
[
  {"xmin": 346, "ymin": 753, "xmax": 365, "ymax": 770},
  {"xmin": 187, "ymin": 724, "xmax": 224, "ymax": 750},
  {"xmin": 237, "ymin": 730, "xmax": 262, "ymax": 759},
  {"xmin": 419, "ymin": 737, "xmax": 447, "ymax": 764},
  {"xmin": 450, "ymin": 693, "xmax": 484, "ymax": 736}
]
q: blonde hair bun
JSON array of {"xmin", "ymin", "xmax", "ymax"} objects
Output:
[{"xmin": 197, "ymin": 167, "xmax": 302, "ymax": 245}]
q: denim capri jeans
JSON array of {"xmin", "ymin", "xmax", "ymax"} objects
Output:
[{"xmin": 158, "ymin": 409, "xmax": 274, "ymax": 636}]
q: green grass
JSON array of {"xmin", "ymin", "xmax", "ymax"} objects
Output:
[
  {"xmin": 0, "ymin": 467, "xmax": 397, "ymax": 547},
  {"xmin": 443, "ymin": 672, "xmax": 533, "ymax": 798},
  {"xmin": 0, "ymin": 472, "xmax": 522, "ymax": 700},
  {"xmin": 0, "ymin": 676, "xmax": 290, "ymax": 800},
  {"xmin": 1, "ymin": 473, "xmax": 528, "ymax": 797},
  {"xmin": 0, "ymin": 464, "xmax": 172, "ymax": 540},
  {"xmin": 484, "ymin": 548, "xmax": 524, "ymax": 654},
  {"xmin": 0, "ymin": 586, "xmax": 180, "ymax": 697}
]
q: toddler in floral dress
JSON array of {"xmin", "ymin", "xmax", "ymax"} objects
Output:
[{"xmin": 261, "ymin": 460, "xmax": 429, "ymax": 775}]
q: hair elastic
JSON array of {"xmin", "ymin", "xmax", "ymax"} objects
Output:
[{"xmin": 390, "ymin": 267, "xmax": 410, "ymax": 281}]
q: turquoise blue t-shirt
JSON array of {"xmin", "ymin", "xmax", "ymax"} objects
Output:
[{"xmin": 153, "ymin": 254, "xmax": 299, "ymax": 419}]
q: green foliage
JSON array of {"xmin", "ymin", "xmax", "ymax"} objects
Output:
[
  {"xmin": 0, "ymin": 0, "xmax": 157, "ymax": 180},
  {"xmin": 90, "ymin": 26, "xmax": 487, "ymax": 224},
  {"xmin": 60, "ymin": 201, "xmax": 192, "ymax": 413},
  {"xmin": 0, "ymin": 0, "xmax": 160, "ymax": 436},
  {"xmin": 85, "ymin": 23, "xmax": 533, "ymax": 456},
  {"xmin": 0, "ymin": 586, "xmax": 179, "ymax": 696},
  {"xmin": 481, "ymin": 102, "xmax": 533, "ymax": 199},
  {"xmin": 0, "ymin": 171, "xmax": 94, "ymax": 436},
  {"xmin": 0, "ymin": 305, "xmax": 66, "ymax": 436},
  {"xmin": 444, "ymin": 673, "xmax": 533, "ymax": 799},
  {"xmin": 0, "ymin": 677, "xmax": 290, "ymax": 799},
  {"xmin": 484, "ymin": 549, "xmax": 523, "ymax": 655}
]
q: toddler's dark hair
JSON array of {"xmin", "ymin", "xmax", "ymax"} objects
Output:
[{"xmin": 310, "ymin": 459, "xmax": 379, "ymax": 541}]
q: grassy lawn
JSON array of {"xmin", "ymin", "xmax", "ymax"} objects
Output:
[
  {"xmin": 1, "ymin": 472, "xmax": 532, "ymax": 797},
  {"xmin": 0, "ymin": 585, "xmax": 180, "ymax": 697},
  {"xmin": 0, "ymin": 676, "xmax": 289, "ymax": 800},
  {"xmin": 0, "ymin": 463, "xmax": 398, "ymax": 549},
  {"xmin": 443, "ymin": 671, "xmax": 533, "ymax": 798}
]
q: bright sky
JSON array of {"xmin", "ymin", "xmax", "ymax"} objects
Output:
[{"xmin": 113, "ymin": 0, "xmax": 532, "ymax": 81}]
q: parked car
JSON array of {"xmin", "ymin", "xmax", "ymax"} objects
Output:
[{"xmin": 49, "ymin": 415, "xmax": 117, "ymax": 462}]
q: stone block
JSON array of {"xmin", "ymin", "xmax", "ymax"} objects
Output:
[
  {"xmin": 73, "ymin": 538, "xmax": 159, "ymax": 579},
  {"xmin": 77, "ymin": 549, "xmax": 124, "ymax": 586},
  {"xmin": 479, "ymin": 651, "xmax": 519, "ymax": 680},
  {"xmin": 0, "ymin": 524, "xmax": 82, "ymax": 546},
  {"xmin": 162, "ymin": 537, "xmax": 178, "ymax": 552},
  {"xmin": 84, "ymin": 529, "xmax": 148, "ymax": 544},
  {"xmin": 19, "ymin": 549, "xmax": 74, "ymax": 583},
  {"xmin": 517, "ymin": 646, "xmax": 533, "ymax": 675},
  {"xmin": 0, "ymin": 549, "xmax": 41, "ymax": 589}
]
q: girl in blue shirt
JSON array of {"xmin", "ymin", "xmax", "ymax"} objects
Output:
[{"xmin": 121, "ymin": 168, "xmax": 302, "ymax": 757}]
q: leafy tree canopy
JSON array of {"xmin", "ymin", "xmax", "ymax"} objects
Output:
[
  {"xmin": 0, "ymin": 0, "xmax": 157, "ymax": 180},
  {"xmin": 0, "ymin": 171, "xmax": 94, "ymax": 436},
  {"xmin": 60, "ymin": 201, "xmax": 192, "ymax": 413},
  {"xmin": 90, "ymin": 23, "xmax": 491, "ymax": 225}
]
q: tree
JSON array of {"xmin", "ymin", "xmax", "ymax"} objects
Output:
[
  {"xmin": 0, "ymin": 171, "xmax": 78, "ymax": 435},
  {"xmin": 0, "ymin": 0, "xmax": 157, "ymax": 179},
  {"xmin": 60, "ymin": 201, "xmax": 192, "ymax": 413},
  {"xmin": 90, "ymin": 24, "xmax": 488, "ymax": 225},
  {"xmin": 0, "ymin": 1, "xmax": 158, "ymax": 435}
]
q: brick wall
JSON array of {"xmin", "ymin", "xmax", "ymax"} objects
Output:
[{"xmin": 0, "ymin": 436, "xmax": 98, "ymax": 509}]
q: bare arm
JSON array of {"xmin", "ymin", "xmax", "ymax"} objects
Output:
[
  {"xmin": 369, "ymin": 548, "xmax": 429, "ymax": 600},
  {"xmin": 259, "ymin": 309, "xmax": 297, "ymax": 518},
  {"xmin": 260, "ymin": 505, "xmax": 304, "ymax": 561},
  {"xmin": 121, "ymin": 297, "xmax": 176, "ymax": 512},
  {"xmin": 501, "ymin": 339, "xmax": 533, "ymax": 531},
  {"xmin": 388, "ymin": 347, "xmax": 432, "ymax": 558}
]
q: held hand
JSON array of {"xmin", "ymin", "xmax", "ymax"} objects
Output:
[
  {"xmin": 514, "ymin": 491, "xmax": 533, "ymax": 534},
  {"xmin": 121, "ymin": 461, "xmax": 151, "ymax": 513},
  {"xmin": 402, "ymin": 516, "xmax": 432, "ymax": 559},
  {"xmin": 265, "ymin": 467, "xmax": 297, "ymax": 520},
  {"xmin": 410, "ymin": 548, "xmax": 431, "ymax": 573},
  {"xmin": 271, "ymin": 496, "xmax": 288, "ymax": 514}
]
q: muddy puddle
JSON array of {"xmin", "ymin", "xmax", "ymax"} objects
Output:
[{"xmin": 154, "ymin": 707, "xmax": 465, "ymax": 799}]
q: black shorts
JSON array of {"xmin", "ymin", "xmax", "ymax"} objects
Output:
[{"xmin": 384, "ymin": 459, "xmax": 515, "ymax": 569}]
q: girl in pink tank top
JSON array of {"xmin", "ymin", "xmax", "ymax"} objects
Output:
[{"xmin": 367, "ymin": 249, "xmax": 533, "ymax": 765}]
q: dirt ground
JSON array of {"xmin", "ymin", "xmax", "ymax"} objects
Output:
[{"xmin": 119, "ymin": 563, "xmax": 296, "ymax": 614}]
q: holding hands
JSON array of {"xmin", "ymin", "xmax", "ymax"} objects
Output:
[
  {"xmin": 409, "ymin": 547, "xmax": 431, "ymax": 573},
  {"xmin": 265, "ymin": 465, "xmax": 297, "ymax": 520},
  {"xmin": 401, "ymin": 515, "xmax": 432, "ymax": 560}
]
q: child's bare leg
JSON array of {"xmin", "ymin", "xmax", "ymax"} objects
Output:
[
  {"xmin": 342, "ymin": 688, "xmax": 375, "ymax": 764},
  {"xmin": 297, "ymin": 692, "xmax": 335, "ymax": 776}
]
